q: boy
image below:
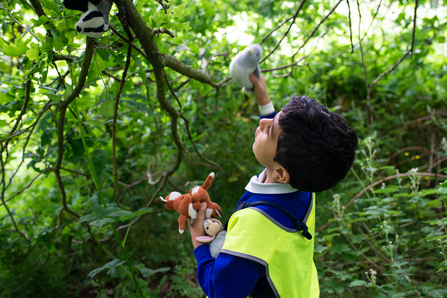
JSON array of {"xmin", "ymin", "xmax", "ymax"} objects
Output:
[{"xmin": 188, "ymin": 74, "xmax": 358, "ymax": 298}]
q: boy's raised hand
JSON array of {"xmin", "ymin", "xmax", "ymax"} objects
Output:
[
  {"xmin": 249, "ymin": 73, "xmax": 271, "ymax": 106},
  {"xmin": 187, "ymin": 203, "xmax": 208, "ymax": 249}
]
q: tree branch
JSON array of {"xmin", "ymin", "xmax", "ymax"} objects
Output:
[
  {"xmin": 54, "ymin": 38, "xmax": 95, "ymax": 223},
  {"xmin": 112, "ymin": 45, "xmax": 132, "ymax": 206}
]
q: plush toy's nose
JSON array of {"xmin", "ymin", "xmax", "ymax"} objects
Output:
[{"xmin": 76, "ymin": 26, "xmax": 82, "ymax": 33}]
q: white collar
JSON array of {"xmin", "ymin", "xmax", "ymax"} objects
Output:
[{"xmin": 245, "ymin": 170, "xmax": 298, "ymax": 194}]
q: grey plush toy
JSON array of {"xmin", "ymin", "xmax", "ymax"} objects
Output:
[
  {"xmin": 229, "ymin": 44, "xmax": 263, "ymax": 93},
  {"xmin": 195, "ymin": 218, "xmax": 226, "ymax": 258}
]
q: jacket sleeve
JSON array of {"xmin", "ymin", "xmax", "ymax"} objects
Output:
[
  {"xmin": 194, "ymin": 245, "xmax": 265, "ymax": 298},
  {"xmin": 260, "ymin": 110, "xmax": 276, "ymax": 120}
]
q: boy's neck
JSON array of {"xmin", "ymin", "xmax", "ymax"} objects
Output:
[{"xmin": 262, "ymin": 168, "xmax": 279, "ymax": 184}]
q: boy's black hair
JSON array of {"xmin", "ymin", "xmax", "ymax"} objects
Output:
[{"xmin": 274, "ymin": 96, "xmax": 358, "ymax": 192}]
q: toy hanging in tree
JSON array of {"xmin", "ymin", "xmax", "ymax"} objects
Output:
[
  {"xmin": 229, "ymin": 44, "xmax": 263, "ymax": 93},
  {"xmin": 160, "ymin": 172, "xmax": 223, "ymax": 233},
  {"xmin": 63, "ymin": 0, "xmax": 113, "ymax": 38}
]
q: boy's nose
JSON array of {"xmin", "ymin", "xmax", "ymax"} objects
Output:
[{"xmin": 259, "ymin": 118, "xmax": 272, "ymax": 131}]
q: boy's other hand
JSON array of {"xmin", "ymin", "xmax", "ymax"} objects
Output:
[
  {"xmin": 187, "ymin": 203, "xmax": 207, "ymax": 249},
  {"xmin": 249, "ymin": 74, "xmax": 271, "ymax": 106}
]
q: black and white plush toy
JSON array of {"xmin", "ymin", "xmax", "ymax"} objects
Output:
[{"xmin": 63, "ymin": 0, "xmax": 113, "ymax": 38}]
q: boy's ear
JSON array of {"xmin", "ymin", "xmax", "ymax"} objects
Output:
[{"xmin": 272, "ymin": 166, "xmax": 290, "ymax": 184}]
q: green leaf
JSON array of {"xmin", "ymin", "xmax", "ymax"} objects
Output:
[
  {"xmin": 87, "ymin": 259, "xmax": 126, "ymax": 278},
  {"xmin": 391, "ymin": 261, "xmax": 409, "ymax": 267},
  {"xmin": 134, "ymin": 208, "xmax": 153, "ymax": 216},
  {"xmin": 98, "ymin": 101, "xmax": 115, "ymax": 117},
  {"xmin": 139, "ymin": 267, "xmax": 170, "ymax": 278},
  {"xmin": 79, "ymin": 214, "xmax": 100, "ymax": 223},
  {"xmin": 86, "ymin": 120, "xmax": 104, "ymax": 127},
  {"xmin": 0, "ymin": 38, "xmax": 30, "ymax": 57},
  {"xmin": 349, "ymin": 280, "xmax": 368, "ymax": 287},
  {"xmin": 120, "ymin": 208, "xmax": 153, "ymax": 221},
  {"xmin": 43, "ymin": 92, "xmax": 63, "ymax": 102},
  {"xmin": 32, "ymin": 15, "xmax": 52, "ymax": 27},
  {"xmin": 26, "ymin": 44, "xmax": 41, "ymax": 61},
  {"xmin": 40, "ymin": 0, "xmax": 61, "ymax": 16},
  {"xmin": 90, "ymin": 218, "xmax": 115, "ymax": 228},
  {"xmin": 92, "ymin": 149, "xmax": 108, "ymax": 173},
  {"xmin": 122, "ymin": 100, "xmax": 152, "ymax": 114},
  {"xmin": 106, "ymin": 210, "xmax": 134, "ymax": 218},
  {"xmin": 41, "ymin": 128, "xmax": 55, "ymax": 146},
  {"xmin": 92, "ymin": 204, "xmax": 108, "ymax": 217},
  {"xmin": 172, "ymin": 5, "xmax": 190, "ymax": 18}
]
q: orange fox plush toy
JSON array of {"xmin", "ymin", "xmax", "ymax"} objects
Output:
[{"xmin": 160, "ymin": 172, "xmax": 222, "ymax": 233}]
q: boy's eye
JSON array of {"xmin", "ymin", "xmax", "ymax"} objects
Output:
[{"xmin": 266, "ymin": 125, "xmax": 271, "ymax": 136}]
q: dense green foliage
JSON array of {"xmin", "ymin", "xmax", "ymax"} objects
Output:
[{"xmin": 1, "ymin": 0, "xmax": 447, "ymax": 297}]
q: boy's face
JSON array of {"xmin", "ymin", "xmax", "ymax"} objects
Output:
[{"xmin": 253, "ymin": 112, "xmax": 282, "ymax": 170}]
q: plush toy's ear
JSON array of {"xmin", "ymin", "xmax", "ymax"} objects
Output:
[
  {"xmin": 63, "ymin": 0, "xmax": 89, "ymax": 12},
  {"xmin": 195, "ymin": 235, "xmax": 216, "ymax": 243}
]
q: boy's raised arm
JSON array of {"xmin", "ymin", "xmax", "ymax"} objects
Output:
[{"xmin": 249, "ymin": 73, "xmax": 275, "ymax": 117}]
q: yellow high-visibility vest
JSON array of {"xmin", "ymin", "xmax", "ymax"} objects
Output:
[{"xmin": 221, "ymin": 194, "xmax": 319, "ymax": 298}]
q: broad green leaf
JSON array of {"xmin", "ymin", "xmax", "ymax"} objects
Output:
[
  {"xmin": 32, "ymin": 15, "xmax": 52, "ymax": 27},
  {"xmin": 92, "ymin": 204, "xmax": 108, "ymax": 217},
  {"xmin": 139, "ymin": 267, "xmax": 170, "ymax": 278},
  {"xmin": 0, "ymin": 39, "xmax": 30, "ymax": 57},
  {"xmin": 349, "ymin": 280, "xmax": 368, "ymax": 287},
  {"xmin": 87, "ymin": 120, "xmax": 104, "ymax": 127},
  {"xmin": 87, "ymin": 259, "xmax": 125, "ymax": 278},
  {"xmin": 40, "ymin": 0, "xmax": 61, "ymax": 16},
  {"xmin": 41, "ymin": 128, "xmax": 55, "ymax": 146},
  {"xmin": 92, "ymin": 149, "xmax": 108, "ymax": 173},
  {"xmin": 98, "ymin": 101, "xmax": 115, "ymax": 117},
  {"xmin": 79, "ymin": 214, "xmax": 100, "ymax": 223},
  {"xmin": 172, "ymin": 5, "xmax": 190, "ymax": 18},
  {"xmin": 122, "ymin": 100, "xmax": 152, "ymax": 114},
  {"xmin": 26, "ymin": 43, "xmax": 41, "ymax": 61},
  {"xmin": 120, "ymin": 208, "xmax": 153, "ymax": 221},
  {"xmin": 90, "ymin": 218, "xmax": 115, "ymax": 228},
  {"xmin": 106, "ymin": 210, "xmax": 134, "ymax": 218}
]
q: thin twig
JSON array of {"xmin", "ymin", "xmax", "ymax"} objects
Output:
[
  {"xmin": 260, "ymin": 0, "xmax": 307, "ymax": 63},
  {"xmin": 410, "ymin": 0, "xmax": 418, "ymax": 59},
  {"xmin": 346, "ymin": 0, "xmax": 354, "ymax": 53}
]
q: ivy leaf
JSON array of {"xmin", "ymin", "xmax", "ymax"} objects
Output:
[{"xmin": 90, "ymin": 218, "xmax": 115, "ymax": 228}]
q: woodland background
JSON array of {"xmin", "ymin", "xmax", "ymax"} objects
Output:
[{"xmin": 1, "ymin": 0, "xmax": 447, "ymax": 297}]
